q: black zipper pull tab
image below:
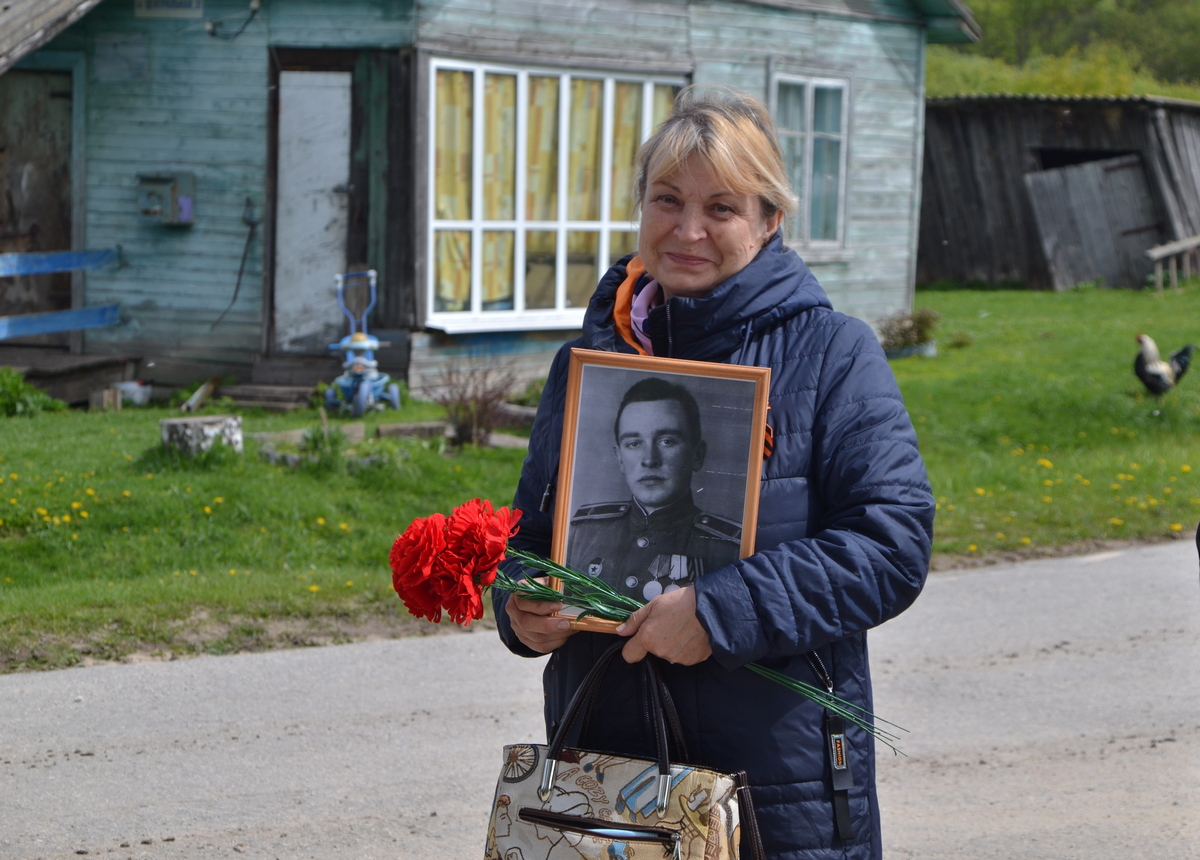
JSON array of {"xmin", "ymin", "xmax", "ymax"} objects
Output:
[{"xmin": 539, "ymin": 482, "xmax": 554, "ymax": 513}]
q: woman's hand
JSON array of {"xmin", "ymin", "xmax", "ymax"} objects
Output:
[
  {"xmin": 504, "ymin": 578, "xmax": 575, "ymax": 653},
  {"xmin": 617, "ymin": 586, "xmax": 712, "ymax": 665}
]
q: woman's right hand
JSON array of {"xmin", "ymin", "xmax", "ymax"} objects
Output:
[{"xmin": 504, "ymin": 579, "xmax": 575, "ymax": 653}]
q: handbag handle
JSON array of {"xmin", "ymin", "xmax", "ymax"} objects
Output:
[{"xmin": 540, "ymin": 640, "xmax": 675, "ymax": 813}]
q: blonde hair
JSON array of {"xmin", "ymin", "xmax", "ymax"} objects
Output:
[{"xmin": 636, "ymin": 86, "xmax": 798, "ymax": 219}]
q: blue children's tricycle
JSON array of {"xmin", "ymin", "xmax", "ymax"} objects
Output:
[{"xmin": 325, "ymin": 270, "xmax": 401, "ymax": 417}]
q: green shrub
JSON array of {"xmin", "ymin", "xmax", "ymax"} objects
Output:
[{"xmin": 0, "ymin": 368, "xmax": 66, "ymax": 417}]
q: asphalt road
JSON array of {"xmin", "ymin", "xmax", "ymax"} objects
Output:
[{"xmin": 1, "ymin": 540, "xmax": 1197, "ymax": 860}]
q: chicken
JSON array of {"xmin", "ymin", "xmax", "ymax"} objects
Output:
[{"xmin": 1134, "ymin": 334, "xmax": 1194, "ymax": 396}]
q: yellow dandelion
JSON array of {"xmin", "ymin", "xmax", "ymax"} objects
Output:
[
  {"xmin": 260, "ymin": 526, "xmax": 267, "ymax": 533},
  {"xmin": 1169, "ymin": 523, "xmax": 1183, "ymax": 532},
  {"xmin": 1037, "ymin": 458, "xmax": 1053, "ymax": 469},
  {"xmin": 1078, "ymin": 431, "xmax": 1087, "ymax": 438},
  {"xmin": 121, "ymin": 526, "xmax": 129, "ymax": 532},
  {"xmin": 1170, "ymin": 476, "xmax": 1178, "ymax": 482},
  {"xmin": 1130, "ymin": 463, "xmax": 1140, "ymax": 471},
  {"xmin": 1020, "ymin": 537, "xmax": 1031, "ymax": 545},
  {"xmin": 345, "ymin": 581, "xmax": 354, "ymax": 587},
  {"xmin": 85, "ymin": 488, "xmax": 95, "ymax": 496},
  {"xmin": 122, "ymin": 490, "xmax": 131, "ymax": 497},
  {"xmin": 71, "ymin": 534, "xmax": 77, "ymax": 540},
  {"xmin": 145, "ymin": 473, "xmax": 153, "ymax": 479},
  {"xmin": 124, "ymin": 455, "xmax": 133, "ymax": 461},
  {"xmin": 36, "ymin": 507, "xmax": 47, "ymax": 515},
  {"xmin": 308, "ymin": 584, "xmax": 320, "ymax": 592},
  {"xmin": 1110, "ymin": 428, "xmax": 1120, "ymax": 435},
  {"xmin": 935, "ymin": 503, "xmax": 941, "ymax": 510},
  {"xmin": 62, "ymin": 515, "xmax": 71, "ymax": 523},
  {"xmin": 1165, "ymin": 487, "xmax": 1173, "ymax": 494},
  {"xmin": 1081, "ymin": 479, "xmax": 1090, "ymax": 486},
  {"xmin": 974, "ymin": 488, "xmax": 985, "ymax": 496},
  {"xmin": 203, "ymin": 505, "xmax": 212, "ymax": 514},
  {"xmin": 339, "ymin": 522, "xmax": 349, "ymax": 531},
  {"xmin": 79, "ymin": 511, "xmax": 88, "ymax": 518},
  {"xmin": 186, "ymin": 487, "xmax": 192, "ymax": 493},
  {"xmin": 1111, "ymin": 483, "xmax": 1121, "ymax": 490},
  {"xmin": 52, "ymin": 516, "xmax": 61, "ymax": 525},
  {"xmin": 968, "ymin": 544, "xmax": 978, "ymax": 552},
  {"xmin": 995, "ymin": 532, "xmax": 1006, "ymax": 539},
  {"xmin": 1109, "ymin": 517, "xmax": 1124, "ymax": 526},
  {"xmin": 189, "ymin": 570, "xmax": 197, "ymax": 575},
  {"xmin": 1043, "ymin": 479, "xmax": 1053, "ymax": 487},
  {"xmin": 947, "ymin": 504, "xmax": 955, "ymax": 511},
  {"xmin": 1183, "ymin": 465, "xmax": 1192, "ymax": 473},
  {"xmin": 7, "ymin": 499, "xmax": 14, "ymax": 505},
  {"xmin": 214, "ymin": 497, "xmax": 224, "ymax": 504},
  {"xmin": 1042, "ymin": 496, "xmax": 1052, "ymax": 503},
  {"xmin": 316, "ymin": 517, "xmax": 326, "ymax": 525},
  {"xmin": 71, "ymin": 501, "xmax": 82, "ymax": 509},
  {"xmin": 8, "ymin": 473, "xmax": 17, "ymax": 480},
  {"xmin": 229, "ymin": 569, "xmax": 237, "ymax": 575}
]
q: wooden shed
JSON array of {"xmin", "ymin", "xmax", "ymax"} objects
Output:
[
  {"xmin": 2, "ymin": 0, "xmax": 979, "ymax": 390},
  {"xmin": 918, "ymin": 93, "xmax": 1200, "ymax": 290}
]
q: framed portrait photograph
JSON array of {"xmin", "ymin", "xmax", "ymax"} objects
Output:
[{"xmin": 551, "ymin": 348, "xmax": 771, "ymax": 632}]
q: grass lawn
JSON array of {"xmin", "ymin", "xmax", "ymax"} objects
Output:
[
  {"xmin": 903, "ymin": 284, "xmax": 1200, "ymax": 559},
  {"xmin": 0, "ymin": 402, "xmax": 527, "ymax": 671},
  {"xmin": 2, "ymin": 284, "xmax": 1199, "ymax": 671}
]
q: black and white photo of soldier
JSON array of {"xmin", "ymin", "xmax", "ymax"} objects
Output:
[{"xmin": 565, "ymin": 375, "xmax": 748, "ymax": 602}]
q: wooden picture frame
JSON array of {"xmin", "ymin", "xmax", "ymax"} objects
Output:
[{"xmin": 551, "ymin": 348, "xmax": 771, "ymax": 632}]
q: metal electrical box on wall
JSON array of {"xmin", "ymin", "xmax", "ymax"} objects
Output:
[{"xmin": 137, "ymin": 172, "xmax": 195, "ymax": 226}]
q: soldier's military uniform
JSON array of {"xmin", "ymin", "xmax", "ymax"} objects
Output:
[{"xmin": 565, "ymin": 494, "xmax": 741, "ymax": 601}]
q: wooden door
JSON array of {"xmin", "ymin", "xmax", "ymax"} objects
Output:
[
  {"xmin": 1024, "ymin": 154, "xmax": 1163, "ymax": 290},
  {"xmin": 272, "ymin": 70, "xmax": 353, "ymax": 354},
  {"xmin": 0, "ymin": 70, "xmax": 73, "ymax": 343}
]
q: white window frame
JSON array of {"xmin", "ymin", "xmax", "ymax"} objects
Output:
[
  {"xmin": 426, "ymin": 58, "xmax": 685, "ymax": 334},
  {"xmin": 770, "ymin": 73, "xmax": 850, "ymax": 249}
]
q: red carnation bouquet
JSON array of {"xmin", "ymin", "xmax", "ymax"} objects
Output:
[{"xmin": 389, "ymin": 499, "xmax": 905, "ymax": 752}]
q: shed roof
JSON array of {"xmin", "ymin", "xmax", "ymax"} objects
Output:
[
  {"xmin": 743, "ymin": 0, "xmax": 979, "ymax": 43},
  {"xmin": 0, "ymin": 0, "xmax": 107, "ymax": 76},
  {"xmin": 929, "ymin": 92, "xmax": 1200, "ymax": 112}
]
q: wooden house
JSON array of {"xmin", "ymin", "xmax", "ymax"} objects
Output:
[
  {"xmin": 1, "ymin": 0, "xmax": 978, "ymax": 394},
  {"xmin": 918, "ymin": 94, "xmax": 1200, "ymax": 291}
]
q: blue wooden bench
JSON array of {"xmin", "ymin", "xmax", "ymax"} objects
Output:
[{"xmin": 0, "ymin": 249, "xmax": 121, "ymax": 341}]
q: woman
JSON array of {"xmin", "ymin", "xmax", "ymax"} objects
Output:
[{"xmin": 495, "ymin": 87, "xmax": 934, "ymax": 860}]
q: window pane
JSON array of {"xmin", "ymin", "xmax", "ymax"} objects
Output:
[
  {"xmin": 813, "ymin": 86, "xmax": 842, "ymax": 134},
  {"xmin": 568, "ymin": 78, "xmax": 603, "ymax": 221},
  {"xmin": 609, "ymin": 230, "xmax": 638, "ymax": 265},
  {"xmin": 652, "ymin": 84, "xmax": 676, "ymax": 127},
  {"xmin": 810, "ymin": 138, "xmax": 840, "ymax": 240},
  {"xmin": 525, "ymin": 230, "xmax": 557, "ymax": 309},
  {"xmin": 435, "ymin": 70, "xmax": 472, "ymax": 220},
  {"xmin": 435, "ymin": 231, "xmax": 471, "ymax": 311},
  {"xmin": 484, "ymin": 74, "xmax": 517, "ymax": 221},
  {"xmin": 566, "ymin": 231, "xmax": 599, "ymax": 307},
  {"xmin": 482, "ymin": 231, "xmax": 515, "ymax": 309},
  {"xmin": 526, "ymin": 76, "xmax": 559, "ymax": 222},
  {"xmin": 782, "ymin": 134, "xmax": 805, "ymax": 243},
  {"xmin": 611, "ymin": 82, "xmax": 642, "ymax": 221},
  {"xmin": 776, "ymin": 82, "xmax": 805, "ymax": 133}
]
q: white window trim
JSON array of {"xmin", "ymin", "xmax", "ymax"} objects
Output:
[
  {"xmin": 770, "ymin": 72, "xmax": 850, "ymax": 249},
  {"xmin": 426, "ymin": 57, "xmax": 685, "ymax": 334}
]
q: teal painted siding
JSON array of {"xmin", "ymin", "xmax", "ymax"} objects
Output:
[{"xmin": 27, "ymin": 0, "xmax": 936, "ymax": 378}]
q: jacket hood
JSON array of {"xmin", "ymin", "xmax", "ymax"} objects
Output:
[{"xmin": 582, "ymin": 232, "xmax": 831, "ymax": 362}]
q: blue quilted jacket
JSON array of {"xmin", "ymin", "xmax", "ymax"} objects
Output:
[{"xmin": 494, "ymin": 233, "xmax": 934, "ymax": 859}]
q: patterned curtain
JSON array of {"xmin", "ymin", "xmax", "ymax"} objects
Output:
[
  {"xmin": 435, "ymin": 70, "xmax": 472, "ymax": 311},
  {"xmin": 610, "ymin": 81, "xmax": 642, "ymax": 222},
  {"xmin": 483, "ymin": 74, "xmax": 516, "ymax": 306}
]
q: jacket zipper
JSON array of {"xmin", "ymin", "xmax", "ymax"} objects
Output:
[
  {"xmin": 805, "ymin": 651, "xmax": 834, "ymax": 694},
  {"xmin": 518, "ymin": 808, "xmax": 680, "ymax": 856},
  {"xmin": 665, "ymin": 302, "xmax": 674, "ymax": 357}
]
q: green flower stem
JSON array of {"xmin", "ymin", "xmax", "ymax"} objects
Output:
[{"xmin": 500, "ymin": 548, "xmax": 907, "ymax": 754}]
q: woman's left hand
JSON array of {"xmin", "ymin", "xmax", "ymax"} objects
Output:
[{"xmin": 616, "ymin": 586, "xmax": 712, "ymax": 665}]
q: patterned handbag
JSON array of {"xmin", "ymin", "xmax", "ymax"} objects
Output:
[{"xmin": 484, "ymin": 641, "xmax": 765, "ymax": 860}]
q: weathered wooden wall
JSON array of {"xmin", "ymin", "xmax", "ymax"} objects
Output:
[
  {"xmin": 30, "ymin": 0, "xmax": 936, "ymax": 381},
  {"xmin": 917, "ymin": 96, "xmax": 1200, "ymax": 289},
  {"xmin": 688, "ymin": 0, "xmax": 927, "ymax": 325}
]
